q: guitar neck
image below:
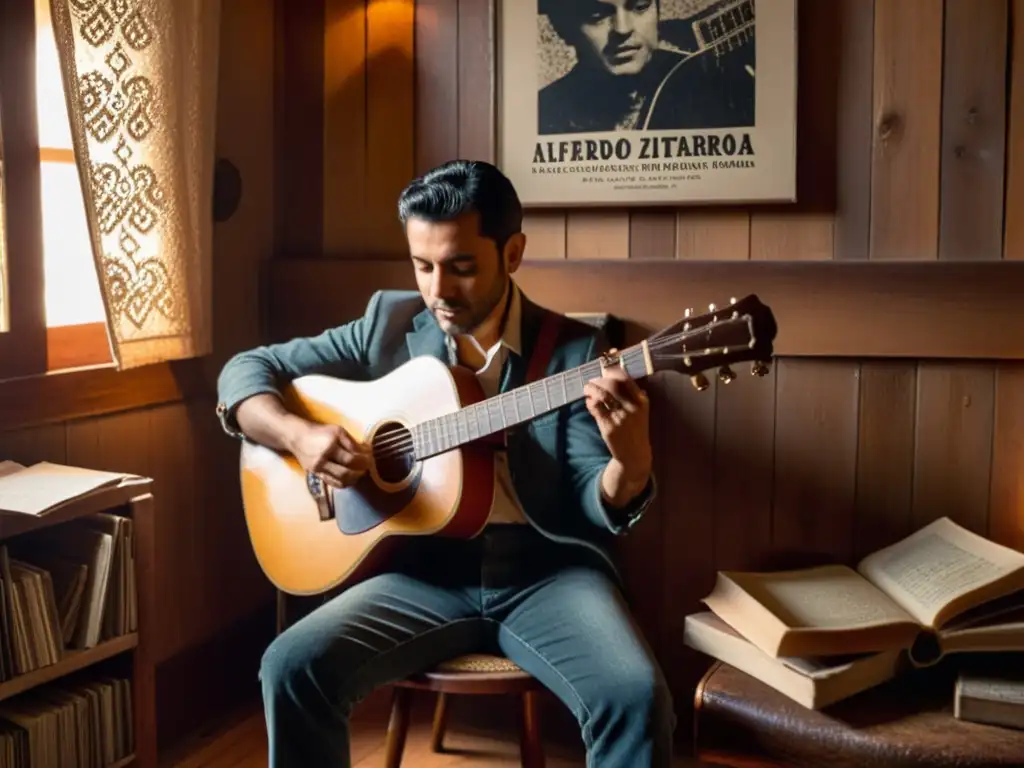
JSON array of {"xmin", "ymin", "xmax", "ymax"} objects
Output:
[
  {"xmin": 692, "ymin": 0, "xmax": 754, "ymax": 55},
  {"xmin": 412, "ymin": 344, "xmax": 650, "ymax": 459}
]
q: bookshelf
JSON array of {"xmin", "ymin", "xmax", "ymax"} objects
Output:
[{"xmin": 0, "ymin": 469, "xmax": 157, "ymax": 768}]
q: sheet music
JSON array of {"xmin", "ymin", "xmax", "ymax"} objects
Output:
[{"xmin": 0, "ymin": 462, "xmax": 140, "ymax": 516}]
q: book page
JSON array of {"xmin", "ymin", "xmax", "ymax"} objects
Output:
[
  {"xmin": 0, "ymin": 462, "xmax": 141, "ymax": 516},
  {"xmin": 858, "ymin": 517, "xmax": 1024, "ymax": 628},
  {"xmin": 723, "ymin": 565, "xmax": 918, "ymax": 630}
]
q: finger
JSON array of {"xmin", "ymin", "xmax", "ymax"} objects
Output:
[
  {"xmin": 584, "ymin": 382, "xmax": 616, "ymax": 412},
  {"xmin": 619, "ymin": 375, "xmax": 645, "ymax": 402},
  {"xmin": 602, "ymin": 363, "xmax": 628, "ymax": 381},
  {"xmin": 336, "ymin": 428, "xmax": 371, "ymax": 455},
  {"xmin": 319, "ymin": 462, "xmax": 366, "ymax": 488},
  {"xmin": 584, "ymin": 388, "xmax": 614, "ymax": 423},
  {"xmin": 330, "ymin": 447, "xmax": 373, "ymax": 471},
  {"xmin": 589, "ymin": 379, "xmax": 636, "ymax": 415},
  {"xmin": 602, "ymin": 373, "xmax": 644, "ymax": 403}
]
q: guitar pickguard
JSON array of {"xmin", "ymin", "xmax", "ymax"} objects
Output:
[
  {"xmin": 334, "ymin": 418, "xmax": 423, "ymax": 535},
  {"xmin": 333, "ymin": 464, "xmax": 423, "ymax": 535}
]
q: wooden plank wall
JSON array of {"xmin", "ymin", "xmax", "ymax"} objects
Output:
[
  {"xmin": 0, "ymin": 0, "xmax": 277, "ymax": 750},
  {"xmin": 276, "ymin": 0, "xmax": 1024, "ymax": 726}
]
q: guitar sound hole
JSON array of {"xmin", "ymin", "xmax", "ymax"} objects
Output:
[{"xmin": 372, "ymin": 421, "xmax": 416, "ymax": 485}]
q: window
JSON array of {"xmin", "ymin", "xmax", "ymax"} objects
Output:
[
  {"xmin": 34, "ymin": 0, "xmax": 105, "ymax": 329},
  {"xmin": 0, "ymin": 0, "xmax": 111, "ymax": 380}
]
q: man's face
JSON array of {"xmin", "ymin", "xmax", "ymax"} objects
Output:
[
  {"xmin": 405, "ymin": 212, "xmax": 521, "ymax": 336},
  {"xmin": 566, "ymin": 0, "xmax": 659, "ymax": 76}
]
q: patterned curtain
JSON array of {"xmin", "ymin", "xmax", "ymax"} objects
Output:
[{"xmin": 49, "ymin": 0, "xmax": 221, "ymax": 369}]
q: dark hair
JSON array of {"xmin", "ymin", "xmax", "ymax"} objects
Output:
[
  {"xmin": 542, "ymin": 0, "xmax": 661, "ymax": 43},
  {"xmin": 397, "ymin": 160, "xmax": 523, "ymax": 254}
]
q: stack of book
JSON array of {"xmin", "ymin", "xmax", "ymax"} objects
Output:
[
  {"xmin": 684, "ymin": 516, "xmax": 1024, "ymax": 717},
  {"xmin": 0, "ymin": 460, "xmax": 140, "ymax": 682},
  {"xmin": 0, "ymin": 674, "xmax": 134, "ymax": 766}
]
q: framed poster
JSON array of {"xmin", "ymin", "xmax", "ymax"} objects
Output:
[{"xmin": 496, "ymin": 0, "xmax": 798, "ymax": 207}]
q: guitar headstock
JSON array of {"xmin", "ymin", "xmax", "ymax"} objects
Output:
[{"xmin": 645, "ymin": 294, "xmax": 777, "ymax": 391}]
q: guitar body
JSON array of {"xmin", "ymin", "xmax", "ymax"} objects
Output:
[{"xmin": 239, "ymin": 355, "xmax": 497, "ymax": 596}]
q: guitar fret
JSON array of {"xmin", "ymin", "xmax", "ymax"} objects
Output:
[{"xmin": 410, "ymin": 340, "xmax": 667, "ymax": 458}]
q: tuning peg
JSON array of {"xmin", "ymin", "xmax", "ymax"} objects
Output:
[
  {"xmin": 684, "ymin": 308, "xmax": 693, "ymax": 318},
  {"xmin": 729, "ymin": 296, "xmax": 737, "ymax": 305},
  {"xmin": 708, "ymin": 303, "xmax": 717, "ymax": 313},
  {"xmin": 690, "ymin": 373, "xmax": 710, "ymax": 391},
  {"xmin": 718, "ymin": 365, "xmax": 736, "ymax": 384},
  {"xmin": 751, "ymin": 360, "xmax": 771, "ymax": 377}
]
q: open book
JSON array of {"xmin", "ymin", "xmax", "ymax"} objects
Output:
[
  {"xmin": 702, "ymin": 517, "xmax": 1024, "ymax": 667},
  {"xmin": 0, "ymin": 462, "xmax": 145, "ymax": 517}
]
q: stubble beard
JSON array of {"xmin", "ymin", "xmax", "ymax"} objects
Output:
[{"xmin": 438, "ymin": 268, "xmax": 509, "ymax": 338}]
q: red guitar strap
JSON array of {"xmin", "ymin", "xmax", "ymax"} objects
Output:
[{"xmin": 526, "ymin": 311, "xmax": 563, "ymax": 385}]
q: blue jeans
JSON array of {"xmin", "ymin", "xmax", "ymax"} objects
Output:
[{"xmin": 259, "ymin": 523, "xmax": 675, "ymax": 766}]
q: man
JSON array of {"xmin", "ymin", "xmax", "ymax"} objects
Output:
[
  {"xmin": 539, "ymin": 0, "xmax": 755, "ymax": 134},
  {"xmin": 215, "ymin": 159, "xmax": 674, "ymax": 766}
]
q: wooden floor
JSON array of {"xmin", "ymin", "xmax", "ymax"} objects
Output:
[{"xmin": 162, "ymin": 689, "xmax": 713, "ymax": 767}]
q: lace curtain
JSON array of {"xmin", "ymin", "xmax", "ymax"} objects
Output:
[{"xmin": 49, "ymin": 0, "xmax": 221, "ymax": 369}]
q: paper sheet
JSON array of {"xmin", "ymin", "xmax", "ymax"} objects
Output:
[{"xmin": 0, "ymin": 462, "xmax": 141, "ymax": 516}]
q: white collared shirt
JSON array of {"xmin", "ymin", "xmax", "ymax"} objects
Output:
[{"xmin": 446, "ymin": 284, "xmax": 529, "ymax": 525}]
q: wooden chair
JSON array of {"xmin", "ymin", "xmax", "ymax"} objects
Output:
[{"xmin": 384, "ymin": 653, "xmax": 546, "ymax": 768}]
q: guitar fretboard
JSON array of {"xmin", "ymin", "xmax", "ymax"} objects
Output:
[
  {"xmin": 411, "ymin": 345, "xmax": 650, "ymax": 460},
  {"xmin": 693, "ymin": 0, "xmax": 754, "ymax": 54}
]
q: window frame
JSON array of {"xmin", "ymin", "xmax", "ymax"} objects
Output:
[
  {"xmin": 0, "ymin": 0, "xmax": 47, "ymax": 381},
  {"xmin": 0, "ymin": 0, "xmax": 111, "ymax": 383}
]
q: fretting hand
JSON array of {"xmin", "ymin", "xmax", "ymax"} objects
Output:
[{"xmin": 583, "ymin": 358, "xmax": 653, "ymax": 501}]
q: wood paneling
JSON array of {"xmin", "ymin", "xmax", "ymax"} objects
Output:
[
  {"xmin": 322, "ymin": 0, "xmax": 367, "ymax": 254},
  {"xmin": 268, "ymin": 259, "xmax": 1024, "ymax": 361},
  {"xmin": 0, "ymin": 344, "xmax": 210, "ymax": 433},
  {"xmin": 366, "ymin": 0, "xmax": 415, "ymax": 254},
  {"xmin": 274, "ymin": 0, "xmax": 324, "ymax": 258},
  {"xmin": 413, "ymin": 0, "xmax": 457, "ymax": 175},
  {"xmin": 939, "ymin": 0, "xmax": 1009, "ymax": 261},
  {"xmin": 833, "ymin": 0, "xmax": 875, "ymax": 262},
  {"xmin": 869, "ymin": 0, "xmax": 944, "ymax": 261},
  {"xmin": 263, "ymin": 0, "xmax": 1024, "ymax": 735},
  {"xmin": 1005, "ymin": 0, "xmax": 1024, "ymax": 260}
]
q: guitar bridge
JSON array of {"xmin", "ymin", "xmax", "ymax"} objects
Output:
[{"xmin": 306, "ymin": 471, "xmax": 336, "ymax": 521}]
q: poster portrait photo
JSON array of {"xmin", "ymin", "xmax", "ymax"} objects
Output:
[{"xmin": 496, "ymin": 0, "xmax": 797, "ymax": 207}]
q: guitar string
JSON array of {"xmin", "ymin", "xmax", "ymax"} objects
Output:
[
  {"xmin": 368, "ymin": 331, "xmax": 751, "ymax": 460},
  {"xmin": 369, "ymin": 344, "xmax": 736, "ymax": 462},
  {"xmin": 366, "ymin": 321, "xmax": 738, "ymax": 459},
  {"xmin": 366, "ymin": 341, "xmax": 664, "ymax": 459},
  {"xmin": 365, "ymin": 329, "xmax": 753, "ymax": 461}
]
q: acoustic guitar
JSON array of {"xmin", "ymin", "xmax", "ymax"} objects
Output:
[
  {"xmin": 641, "ymin": 0, "xmax": 756, "ymax": 131},
  {"xmin": 239, "ymin": 295, "xmax": 777, "ymax": 596}
]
